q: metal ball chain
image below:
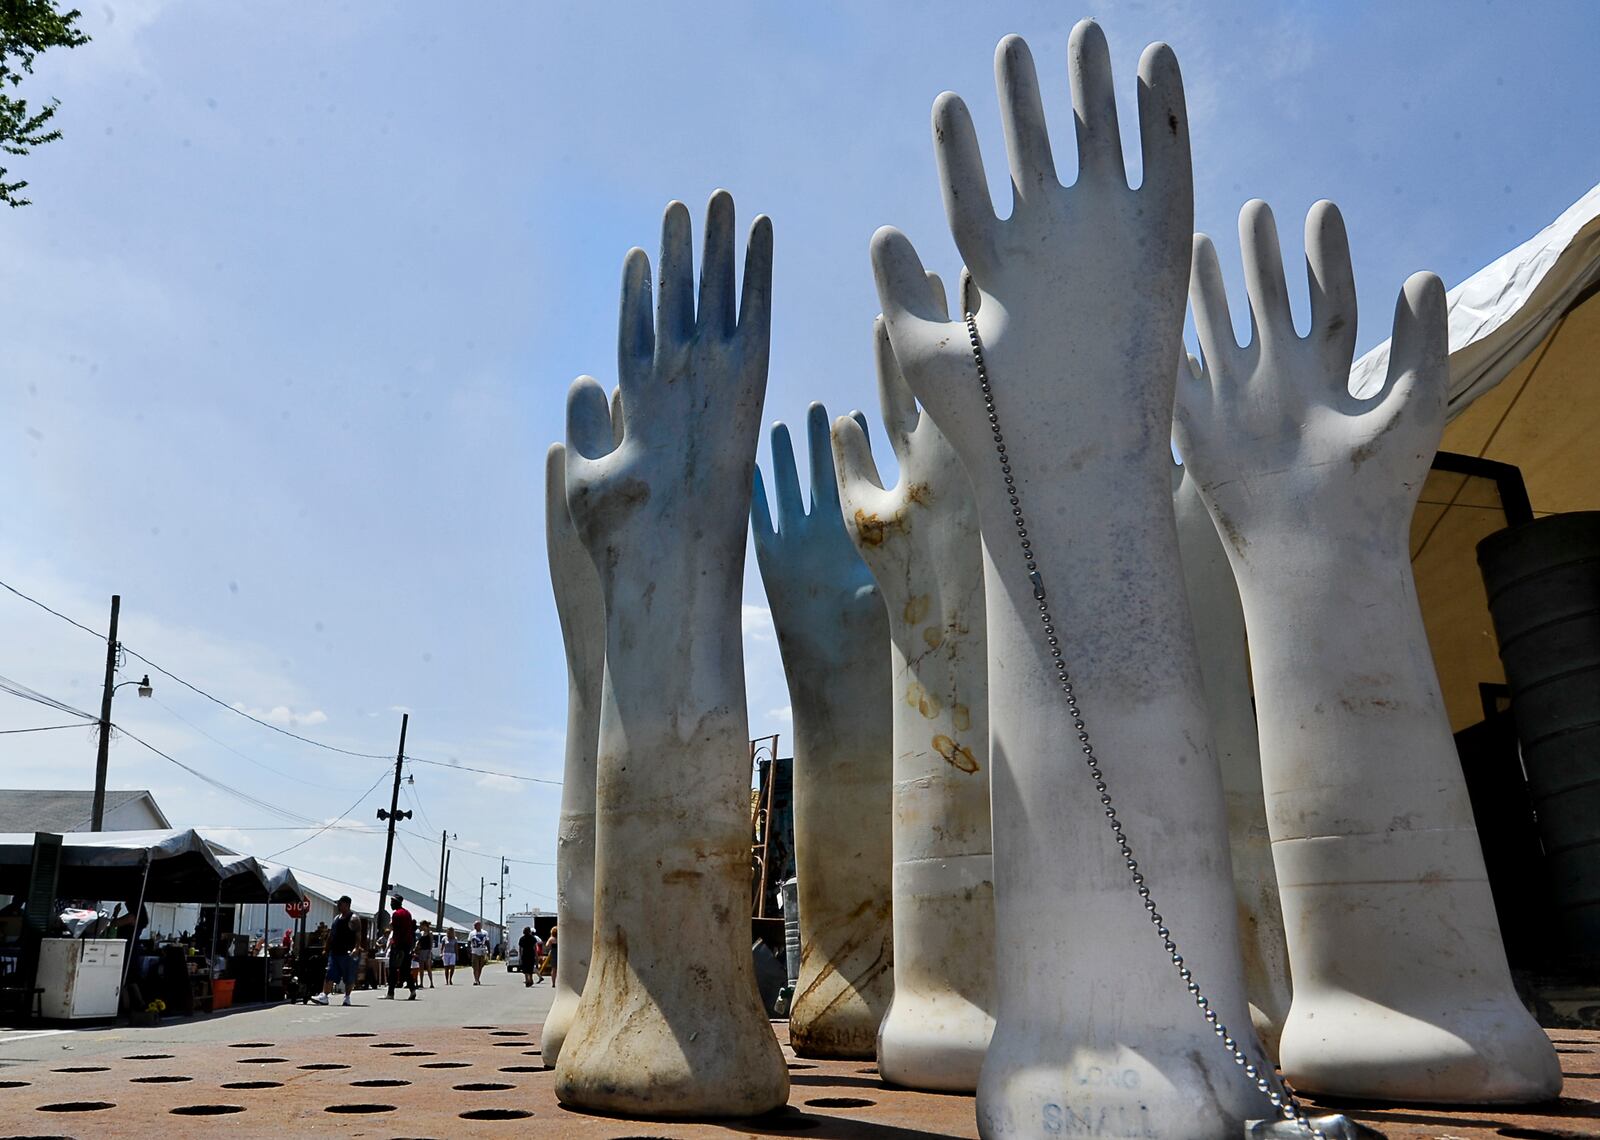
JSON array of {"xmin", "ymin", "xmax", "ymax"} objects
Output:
[{"xmin": 963, "ymin": 311, "xmax": 1326, "ymax": 1140}]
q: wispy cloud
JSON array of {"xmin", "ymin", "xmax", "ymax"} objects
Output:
[{"xmin": 232, "ymin": 704, "xmax": 328, "ymax": 728}]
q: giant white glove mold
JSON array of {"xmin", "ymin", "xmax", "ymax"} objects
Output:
[
  {"xmin": 872, "ymin": 23, "xmax": 1266, "ymax": 1138},
  {"xmin": 554, "ymin": 192, "xmax": 789, "ymax": 1117},
  {"xmin": 540, "ymin": 443, "xmax": 606, "ymax": 1069},
  {"xmin": 833, "ymin": 305, "xmax": 996, "ymax": 1092},
  {"xmin": 1173, "ymin": 462, "xmax": 1292, "ymax": 1058},
  {"xmin": 1173, "ymin": 198, "xmax": 1560, "ymax": 1103},
  {"xmin": 753, "ymin": 402, "xmax": 894, "ymax": 1059}
]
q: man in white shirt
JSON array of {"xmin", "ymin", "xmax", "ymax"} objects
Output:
[{"xmin": 467, "ymin": 921, "xmax": 492, "ymax": 985}]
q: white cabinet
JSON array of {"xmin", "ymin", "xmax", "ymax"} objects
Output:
[{"xmin": 37, "ymin": 938, "xmax": 125, "ymax": 1020}]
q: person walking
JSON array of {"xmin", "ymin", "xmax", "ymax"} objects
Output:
[
  {"xmin": 314, "ymin": 895, "xmax": 356, "ymax": 1006},
  {"xmin": 539, "ymin": 925, "xmax": 558, "ymax": 983},
  {"xmin": 385, "ymin": 894, "xmax": 419, "ymax": 1001},
  {"xmin": 518, "ymin": 927, "xmax": 540, "ymax": 988},
  {"xmin": 417, "ymin": 920, "xmax": 435, "ymax": 988},
  {"xmin": 468, "ymin": 921, "xmax": 491, "ymax": 985},
  {"xmin": 441, "ymin": 927, "xmax": 458, "ymax": 985}
]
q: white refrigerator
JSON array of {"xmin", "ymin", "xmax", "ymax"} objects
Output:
[{"xmin": 37, "ymin": 938, "xmax": 125, "ymax": 1020}]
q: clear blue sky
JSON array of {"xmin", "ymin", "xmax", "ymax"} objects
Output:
[{"xmin": 2, "ymin": 1, "xmax": 1596, "ymax": 909}]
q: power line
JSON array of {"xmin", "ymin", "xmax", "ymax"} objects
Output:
[
  {"xmin": 0, "ymin": 672, "xmax": 97, "ymax": 721},
  {"xmin": 0, "ymin": 578, "xmax": 561, "ymax": 837},
  {"xmin": 393, "ymin": 831, "xmax": 433, "ymax": 880},
  {"xmin": 149, "ymin": 693, "xmax": 365, "ymax": 792},
  {"xmin": 0, "ymin": 574, "xmax": 395, "ymax": 761},
  {"xmin": 402, "ymin": 779, "xmax": 436, "ymax": 835},
  {"xmin": 192, "ymin": 824, "xmax": 391, "ymax": 834},
  {"xmin": 265, "ymin": 765, "xmax": 394, "ymax": 861},
  {"xmin": 405, "ymin": 753, "xmax": 561, "ymax": 787},
  {"xmin": 123, "ymin": 647, "xmax": 394, "ymax": 760},
  {"xmin": 111, "ymin": 721, "xmax": 324, "ymax": 827},
  {"xmin": 0, "ymin": 577, "xmax": 108, "ymax": 640},
  {"xmin": 0, "ymin": 722, "xmax": 89, "ymax": 735},
  {"xmin": 380, "ymin": 827, "xmax": 553, "ymax": 869}
]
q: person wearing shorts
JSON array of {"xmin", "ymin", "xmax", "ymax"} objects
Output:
[
  {"xmin": 315, "ymin": 895, "xmax": 356, "ymax": 1006},
  {"xmin": 468, "ymin": 921, "xmax": 491, "ymax": 985},
  {"xmin": 441, "ymin": 927, "xmax": 458, "ymax": 984}
]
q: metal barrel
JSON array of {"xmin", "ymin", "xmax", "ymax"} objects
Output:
[
  {"xmin": 782, "ymin": 876, "xmax": 801, "ymax": 985},
  {"xmin": 1478, "ymin": 511, "xmax": 1600, "ymax": 958}
]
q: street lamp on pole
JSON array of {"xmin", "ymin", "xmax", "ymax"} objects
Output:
[
  {"xmin": 91, "ymin": 591, "xmax": 154, "ymax": 831},
  {"xmin": 481, "ymin": 865, "xmax": 507, "ymax": 956}
]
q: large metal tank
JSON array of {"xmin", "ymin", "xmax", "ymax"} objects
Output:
[{"xmin": 1478, "ymin": 511, "xmax": 1600, "ymax": 959}]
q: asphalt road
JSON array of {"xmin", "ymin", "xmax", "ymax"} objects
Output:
[{"xmin": 0, "ymin": 958, "xmax": 555, "ymax": 1064}]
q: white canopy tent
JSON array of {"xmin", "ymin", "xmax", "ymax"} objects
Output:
[
  {"xmin": 0, "ymin": 829, "xmax": 227, "ymax": 905},
  {"xmin": 1349, "ymin": 182, "xmax": 1600, "ymax": 733}
]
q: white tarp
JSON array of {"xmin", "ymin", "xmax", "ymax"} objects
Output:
[{"xmin": 1350, "ymin": 182, "xmax": 1600, "ymax": 413}]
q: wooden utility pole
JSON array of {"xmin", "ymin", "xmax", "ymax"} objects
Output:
[
  {"xmin": 375, "ymin": 714, "xmax": 410, "ymax": 921},
  {"xmin": 436, "ymin": 849, "xmax": 451, "ymax": 928},
  {"xmin": 90, "ymin": 595, "xmax": 122, "ymax": 832},
  {"xmin": 435, "ymin": 830, "xmax": 449, "ymax": 927}
]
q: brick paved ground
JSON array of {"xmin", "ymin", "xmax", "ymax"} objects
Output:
[{"xmin": 0, "ymin": 970, "xmax": 1595, "ymax": 1137}]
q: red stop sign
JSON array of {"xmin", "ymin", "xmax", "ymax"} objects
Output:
[{"xmin": 284, "ymin": 898, "xmax": 311, "ymax": 918}]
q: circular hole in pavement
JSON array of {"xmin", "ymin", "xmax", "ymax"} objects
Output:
[
  {"xmin": 228, "ymin": 1042, "xmax": 275, "ymax": 1049},
  {"xmin": 499, "ymin": 1066, "xmax": 542, "ymax": 1073},
  {"xmin": 459, "ymin": 1108, "xmax": 533, "ymax": 1121},
  {"xmin": 489, "ymin": 1030, "xmax": 526, "ymax": 1036},
  {"xmin": 371, "ymin": 1042, "xmax": 412, "ymax": 1049},
  {"xmin": 221, "ymin": 1081, "xmax": 282, "ymax": 1090},
  {"xmin": 130, "ymin": 1075, "xmax": 192, "ymax": 1084},
  {"xmin": 123, "ymin": 1054, "xmax": 174, "ymax": 1060},
  {"xmin": 420, "ymin": 1062, "xmax": 470, "ymax": 1069},
  {"xmin": 51, "ymin": 1066, "xmax": 109, "ymax": 1073},
  {"xmin": 236, "ymin": 1057, "xmax": 288, "ymax": 1064},
  {"xmin": 35, "ymin": 1103, "xmax": 116, "ymax": 1113},
  {"xmin": 326, "ymin": 1103, "xmax": 397, "ymax": 1114},
  {"xmin": 336, "ymin": 1032, "xmax": 377, "ymax": 1038},
  {"xmin": 170, "ymin": 1105, "xmax": 245, "ymax": 1116},
  {"xmin": 805, "ymin": 1097, "xmax": 875, "ymax": 1109},
  {"xmin": 298, "ymin": 1063, "xmax": 349, "ymax": 1070},
  {"xmin": 392, "ymin": 1050, "xmax": 435, "ymax": 1057},
  {"xmin": 0, "ymin": 1080, "xmax": 30, "ymax": 1088},
  {"xmin": 491, "ymin": 1041, "xmax": 527, "ymax": 1048},
  {"xmin": 453, "ymin": 1082, "xmax": 513, "ymax": 1091},
  {"xmin": 520, "ymin": 1050, "xmax": 542, "ymax": 1057},
  {"xmin": 462, "ymin": 1025, "xmax": 497, "ymax": 1030},
  {"xmin": 352, "ymin": 1079, "xmax": 411, "ymax": 1088}
]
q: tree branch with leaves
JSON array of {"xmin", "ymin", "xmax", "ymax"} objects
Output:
[{"xmin": 1, "ymin": 0, "xmax": 88, "ymax": 208}]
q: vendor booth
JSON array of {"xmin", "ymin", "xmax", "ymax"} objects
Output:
[{"xmin": 0, "ymin": 829, "xmax": 309, "ymax": 1023}]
